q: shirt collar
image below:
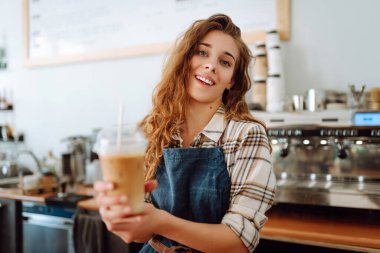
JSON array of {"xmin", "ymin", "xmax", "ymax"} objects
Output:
[{"xmin": 201, "ymin": 104, "xmax": 227, "ymax": 143}]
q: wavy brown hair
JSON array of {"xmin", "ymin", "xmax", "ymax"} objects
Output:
[{"xmin": 140, "ymin": 14, "xmax": 266, "ymax": 180}]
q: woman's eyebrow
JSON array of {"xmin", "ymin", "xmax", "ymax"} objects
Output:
[{"xmin": 199, "ymin": 42, "xmax": 236, "ymax": 62}]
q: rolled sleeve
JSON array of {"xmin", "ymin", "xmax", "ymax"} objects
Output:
[{"xmin": 222, "ymin": 123, "xmax": 276, "ymax": 252}]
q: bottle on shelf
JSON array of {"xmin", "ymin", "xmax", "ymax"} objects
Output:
[
  {"xmin": 0, "ymin": 88, "xmax": 13, "ymax": 110},
  {"xmin": 0, "ymin": 88, "xmax": 19, "ymax": 142},
  {"xmin": 0, "ymin": 33, "xmax": 7, "ymax": 70}
]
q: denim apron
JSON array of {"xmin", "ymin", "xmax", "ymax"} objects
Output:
[{"xmin": 140, "ymin": 147, "xmax": 231, "ymax": 253}]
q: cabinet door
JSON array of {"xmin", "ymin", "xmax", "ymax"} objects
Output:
[{"xmin": 0, "ymin": 198, "xmax": 22, "ymax": 253}]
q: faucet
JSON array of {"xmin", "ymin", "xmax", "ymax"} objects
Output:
[{"xmin": 14, "ymin": 150, "xmax": 42, "ymax": 174}]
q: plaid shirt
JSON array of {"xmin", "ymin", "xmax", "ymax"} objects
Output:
[{"xmin": 174, "ymin": 105, "xmax": 276, "ymax": 252}]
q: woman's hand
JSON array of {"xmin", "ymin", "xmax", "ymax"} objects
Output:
[
  {"xmin": 103, "ymin": 203, "xmax": 165, "ymax": 243},
  {"xmin": 94, "ymin": 180, "xmax": 160, "ymax": 243}
]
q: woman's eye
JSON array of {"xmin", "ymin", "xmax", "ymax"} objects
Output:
[
  {"xmin": 198, "ymin": 50, "xmax": 207, "ymax": 56},
  {"xmin": 221, "ymin": 60, "xmax": 231, "ymax": 67}
]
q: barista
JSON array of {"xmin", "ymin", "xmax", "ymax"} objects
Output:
[{"xmin": 95, "ymin": 14, "xmax": 276, "ymax": 253}]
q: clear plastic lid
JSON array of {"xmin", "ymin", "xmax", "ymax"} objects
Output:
[{"xmin": 93, "ymin": 124, "xmax": 146, "ymax": 155}]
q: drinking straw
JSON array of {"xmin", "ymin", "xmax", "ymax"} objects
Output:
[{"xmin": 117, "ymin": 103, "xmax": 124, "ymax": 149}]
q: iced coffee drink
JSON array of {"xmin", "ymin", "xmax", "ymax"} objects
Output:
[
  {"xmin": 100, "ymin": 153, "xmax": 145, "ymax": 213},
  {"xmin": 94, "ymin": 125, "xmax": 146, "ymax": 214}
]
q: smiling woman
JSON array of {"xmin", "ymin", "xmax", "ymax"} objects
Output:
[
  {"xmin": 187, "ymin": 30, "xmax": 237, "ymax": 107},
  {"xmin": 95, "ymin": 14, "xmax": 276, "ymax": 253}
]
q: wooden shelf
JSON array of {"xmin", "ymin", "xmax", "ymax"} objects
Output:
[{"xmin": 262, "ymin": 204, "xmax": 380, "ymax": 252}]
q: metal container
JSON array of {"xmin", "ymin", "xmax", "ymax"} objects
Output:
[
  {"xmin": 61, "ymin": 136, "xmax": 91, "ymax": 185},
  {"xmin": 0, "ymin": 160, "xmax": 18, "ymax": 178},
  {"xmin": 306, "ymin": 89, "xmax": 325, "ymax": 111}
]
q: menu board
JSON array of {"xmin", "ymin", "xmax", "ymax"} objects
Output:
[{"xmin": 23, "ymin": 0, "xmax": 290, "ymax": 67}]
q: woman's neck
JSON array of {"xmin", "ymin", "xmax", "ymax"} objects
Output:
[{"xmin": 181, "ymin": 101, "xmax": 221, "ymax": 147}]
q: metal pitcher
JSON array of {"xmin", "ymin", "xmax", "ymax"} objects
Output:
[{"xmin": 61, "ymin": 136, "xmax": 91, "ymax": 184}]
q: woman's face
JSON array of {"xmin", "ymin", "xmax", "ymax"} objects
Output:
[{"xmin": 187, "ymin": 30, "xmax": 239, "ymax": 106}]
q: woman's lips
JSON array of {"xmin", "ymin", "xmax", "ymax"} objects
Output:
[{"xmin": 195, "ymin": 75, "xmax": 215, "ymax": 86}]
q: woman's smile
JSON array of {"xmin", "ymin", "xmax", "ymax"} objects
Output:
[{"xmin": 195, "ymin": 74, "xmax": 215, "ymax": 87}]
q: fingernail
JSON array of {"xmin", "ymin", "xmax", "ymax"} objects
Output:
[
  {"xmin": 123, "ymin": 207, "xmax": 131, "ymax": 214},
  {"xmin": 120, "ymin": 195, "xmax": 128, "ymax": 203}
]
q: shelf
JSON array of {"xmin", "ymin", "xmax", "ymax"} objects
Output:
[{"xmin": 262, "ymin": 204, "xmax": 380, "ymax": 251}]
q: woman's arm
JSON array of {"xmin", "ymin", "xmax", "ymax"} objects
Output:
[
  {"xmin": 156, "ymin": 209, "xmax": 248, "ymax": 253},
  {"xmin": 95, "ymin": 181, "xmax": 248, "ymax": 253},
  {"xmin": 100, "ymin": 200, "xmax": 248, "ymax": 252},
  {"xmin": 221, "ymin": 122, "xmax": 276, "ymax": 251}
]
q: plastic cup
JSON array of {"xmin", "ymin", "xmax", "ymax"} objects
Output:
[{"xmin": 94, "ymin": 124, "xmax": 146, "ymax": 214}]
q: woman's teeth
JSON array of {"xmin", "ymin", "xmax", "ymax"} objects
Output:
[{"xmin": 196, "ymin": 75, "xmax": 214, "ymax": 86}]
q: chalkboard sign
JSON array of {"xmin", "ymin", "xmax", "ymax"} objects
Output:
[{"xmin": 23, "ymin": 0, "xmax": 290, "ymax": 67}]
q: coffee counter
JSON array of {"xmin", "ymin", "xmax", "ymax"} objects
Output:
[
  {"xmin": 0, "ymin": 185, "xmax": 95, "ymax": 203},
  {"xmin": 77, "ymin": 197, "xmax": 98, "ymax": 211},
  {"xmin": 261, "ymin": 204, "xmax": 380, "ymax": 252},
  {"xmin": 0, "ymin": 187, "xmax": 51, "ymax": 203},
  {"xmin": 1, "ymin": 186, "xmax": 380, "ymax": 252},
  {"xmin": 77, "ymin": 199, "xmax": 380, "ymax": 252}
]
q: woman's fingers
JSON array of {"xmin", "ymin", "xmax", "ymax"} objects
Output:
[
  {"xmin": 99, "ymin": 206, "xmax": 132, "ymax": 220},
  {"xmin": 97, "ymin": 194, "xmax": 128, "ymax": 207},
  {"xmin": 94, "ymin": 181, "xmax": 114, "ymax": 192},
  {"xmin": 99, "ymin": 206, "xmax": 141, "ymax": 223},
  {"xmin": 103, "ymin": 215, "xmax": 143, "ymax": 231}
]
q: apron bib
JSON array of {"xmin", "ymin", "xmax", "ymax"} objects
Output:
[{"xmin": 140, "ymin": 147, "xmax": 230, "ymax": 253}]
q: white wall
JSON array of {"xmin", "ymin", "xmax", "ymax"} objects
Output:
[
  {"xmin": 283, "ymin": 0, "xmax": 380, "ymax": 94},
  {"xmin": 0, "ymin": 0, "xmax": 379, "ymax": 158}
]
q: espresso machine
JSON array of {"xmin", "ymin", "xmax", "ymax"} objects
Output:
[
  {"xmin": 254, "ymin": 109, "xmax": 380, "ymax": 210},
  {"xmin": 61, "ymin": 135, "xmax": 91, "ymax": 185},
  {"xmin": 44, "ymin": 135, "xmax": 94, "ymax": 208}
]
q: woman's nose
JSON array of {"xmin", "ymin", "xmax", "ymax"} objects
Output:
[{"xmin": 204, "ymin": 62, "xmax": 216, "ymax": 73}]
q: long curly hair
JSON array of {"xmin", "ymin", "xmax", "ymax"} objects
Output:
[{"xmin": 140, "ymin": 14, "xmax": 266, "ymax": 180}]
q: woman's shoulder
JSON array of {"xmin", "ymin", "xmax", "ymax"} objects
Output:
[
  {"xmin": 226, "ymin": 118, "xmax": 267, "ymax": 137},
  {"xmin": 223, "ymin": 118, "xmax": 270, "ymax": 156},
  {"xmin": 222, "ymin": 118, "xmax": 269, "ymax": 147}
]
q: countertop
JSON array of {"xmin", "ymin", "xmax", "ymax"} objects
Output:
[
  {"xmin": 77, "ymin": 197, "xmax": 98, "ymax": 211},
  {"xmin": 0, "ymin": 187, "xmax": 51, "ymax": 203},
  {"xmin": 1, "ymin": 186, "xmax": 380, "ymax": 252},
  {"xmin": 0, "ymin": 185, "xmax": 95, "ymax": 203},
  {"xmin": 261, "ymin": 204, "xmax": 380, "ymax": 252}
]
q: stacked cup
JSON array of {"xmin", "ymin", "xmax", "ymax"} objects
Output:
[
  {"xmin": 251, "ymin": 41, "xmax": 268, "ymax": 111},
  {"xmin": 265, "ymin": 30, "xmax": 285, "ymax": 112}
]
